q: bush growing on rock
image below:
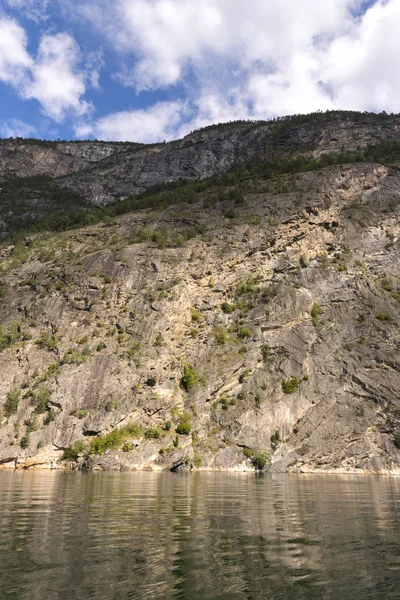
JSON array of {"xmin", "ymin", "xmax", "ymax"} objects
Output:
[
  {"xmin": 176, "ymin": 412, "xmax": 192, "ymax": 435},
  {"xmin": 300, "ymin": 254, "xmax": 309, "ymax": 268},
  {"xmin": 35, "ymin": 387, "xmax": 52, "ymax": 413},
  {"xmin": 239, "ymin": 370, "xmax": 250, "ymax": 384},
  {"xmin": 282, "ymin": 377, "xmax": 300, "ymax": 394},
  {"xmin": 63, "ymin": 440, "xmax": 87, "ymax": 461},
  {"xmin": 376, "ymin": 312, "xmax": 392, "ymax": 322},
  {"xmin": 0, "ymin": 321, "xmax": 22, "ymax": 351},
  {"xmin": 252, "ymin": 452, "xmax": 269, "ymax": 470},
  {"xmin": 261, "ymin": 344, "xmax": 271, "ymax": 361},
  {"xmin": 270, "ymin": 430, "xmax": 281, "ymax": 449},
  {"xmin": 191, "ymin": 309, "xmax": 201, "ymax": 323},
  {"xmin": 311, "ymin": 302, "xmax": 323, "ymax": 326},
  {"xmin": 90, "ymin": 423, "xmax": 143, "ymax": 455},
  {"xmin": 35, "ymin": 331, "xmax": 59, "ymax": 351},
  {"xmin": 180, "ymin": 364, "xmax": 199, "ymax": 392},
  {"xmin": 70, "ymin": 408, "xmax": 88, "ymax": 419},
  {"xmin": 176, "ymin": 422, "xmax": 191, "ymax": 435},
  {"xmin": 235, "ymin": 276, "xmax": 259, "ymax": 297},
  {"xmin": 4, "ymin": 389, "xmax": 20, "ymax": 416},
  {"xmin": 237, "ymin": 326, "xmax": 252, "ymax": 339},
  {"xmin": 221, "ymin": 302, "xmax": 234, "ymax": 314},
  {"xmin": 145, "ymin": 427, "xmax": 162, "ymax": 440},
  {"xmin": 20, "ymin": 434, "xmax": 30, "ymax": 449},
  {"xmin": 214, "ymin": 326, "xmax": 228, "ymax": 345}
]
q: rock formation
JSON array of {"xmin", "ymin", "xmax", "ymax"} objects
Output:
[{"xmin": 0, "ymin": 111, "xmax": 399, "ymax": 473}]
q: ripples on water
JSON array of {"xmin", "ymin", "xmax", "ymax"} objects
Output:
[{"xmin": 0, "ymin": 472, "xmax": 399, "ymax": 599}]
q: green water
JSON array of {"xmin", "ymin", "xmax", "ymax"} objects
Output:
[{"xmin": 0, "ymin": 472, "xmax": 399, "ymax": 599}]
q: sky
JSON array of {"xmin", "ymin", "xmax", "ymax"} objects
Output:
[{"xmin": 0, "ymin": 0, "xmax": 398, "ymax": 143}]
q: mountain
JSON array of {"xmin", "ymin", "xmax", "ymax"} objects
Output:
[{"xmin": 0, "ymin": 110, "xmax": 399, "ymax": 473}]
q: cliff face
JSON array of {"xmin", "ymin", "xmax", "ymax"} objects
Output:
[
  {"xmin": 0, "ymin": 112, "xmax": 400, "ymax": 473},
  {"xmin": 1, "ymin": 112, "xmax": 400, "ymax": 207}
]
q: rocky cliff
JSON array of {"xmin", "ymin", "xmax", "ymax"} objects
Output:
[{"xmin": 0, "ymin": 111, "xmax": 399, "ymax": 473}]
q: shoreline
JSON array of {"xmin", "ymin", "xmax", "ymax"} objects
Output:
[{"xmin": 1, "ymin": 460, "xmax": 399, "ymax": 476}]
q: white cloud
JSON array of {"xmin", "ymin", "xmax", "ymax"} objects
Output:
[
  {"xmin": 0, "ymin": 15, "xmax": 32, "ymax": 86},
  {"xmin": 24, "ymin": 33, "xmax": 90, "ymax": 121},
  {"xmin": 6, "ymin": 0, "xmax": 49, "ymax": 22},
  {"xmin": 323, "ymin": 0, "xmax": 400, "ymax": 112},
  {"xmin": 3, "ymin": 0, "xmax": 400, "ymax": 141},
  {"xmin": 0, "ymin": 118, "xmax": 36, "ymax": 138},
  {"xmin": 75, "ymin": 101, "xmax": 184, "ymax": 142},
  {"xmin": 70, "ymin": 0, "xmax": 400, "ymax": 142},
  {"xmin": 79, "ymin": 0, "xmax": 361, "ymax": 91},
  {"xmin": 0, "ymin": 15, "xmax": 91, "ymax": 122}
]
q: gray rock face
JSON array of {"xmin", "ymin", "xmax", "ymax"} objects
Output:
[
  {"xmin": 2, "ymin": 113, "xmax": 400, "ymax": 206},
  {"xmin": 56, "ymin": 117, "xmax": 400, "ymax": 203},
  {"xmin": 0, "ymin": 155, "xmax": 399, "ymax": 473},
  {"xmin": 0, "ymin": 112, "xmax": 400, "ymax": 473}
]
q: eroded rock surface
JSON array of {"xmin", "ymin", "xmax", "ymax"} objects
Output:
[{"xmin": 0, "ymin": 151, "xmax": 399, "ymax": 472}]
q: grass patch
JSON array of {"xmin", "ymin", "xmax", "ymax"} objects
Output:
[{"xmin": 90, "ymin": 423, "xmax": 143, "ymax": 455}]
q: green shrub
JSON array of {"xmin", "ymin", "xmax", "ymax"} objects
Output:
[
  {"xmin": 0, "ymin": 321, "xmax": 22, "ymax": 351},
  {"xmin": 35, "ymin": 332, "xmax": 59, "ymax": 351},
  {"xmin": 61, "ymin": 349, "xmax": 88, "ymax": 365},
  {"xmin": 311, "ymin": 302, "xmax": 323, "ymax": 326},
  {"xmin": 239, "ymin": 370, "xmax": 250, "ymax": 384},
  {"xmin": 35, "ymin": 387, "xmax": 52, "ymax": 413},
  {"xmin": 237, "ymin": 326, "xmax": 252, "ymax": 339},
  {"xmin": 394, "ymin": 435, "xmax": 400, "ymax": 449},
  {"xmin": 252, "ymin": 452, "xmax": 269, "ymax": 470},
  {"xmin": 70, "ymin": 408, "xmax": 88, "ymax": 419},
  {"xmin": 243, "ymin": 448, "xmax": 255, "ymax": 459},
  {"xmin": 261, "ymin": 344, "xmax": 271, "ymax": 361},
  {"xmin": 90, "ymin": 423, "xmax": 143, "ymax": 455},
  {"xmin": 236, "ymin": 276, "xmax": 258, "ymax": 297},
  {"xmin": 376, "ymin": 312, "xmax": 392, "ymax": 322},
  {"xmin": 282, "ymin": 377, "xmax": 300, "ymax": 394},
  {"xmin": 163, "ymin": 421, "xmax": 172, "ymax": 431},
  {"xmin": 63, "ymin": 440, "xmax": 87, "ymax": 461},
  {"xmin": 180, "ymin": 364, "xmax": 199, "ymax": 392},
  {"xmin": 221, "ymin": 302, "xmax": 234, "ymax": 314},
  {"xmin": 193, "ymin": 452, "xmax": 203, "ymax": 468},
  {"xmin": 20, "ymin": 435, "xmax": 30, "ymax": 450},
  {"xmin": 270, "ymin": 430, "xmax": 281, "ymax": 448},
  {"xmin": 145, "ymin": 427, "xmax": 162, "ymax": 440},
  {"xmin": 214, "ymin": 326, "xmax": 228, "ymax": 345},
  {"xmin": 300, "ymin": 254, "xmax": 309, "ymax": 268},
  {"xmin": 176, "ymin": 422, "xmax": 191, "ymax": 435},
  {"xmin": 311, "ymin": 302, "xmax": 323, "ymax": 318},
  {"xmin": 4, "ymin": 389, "xmax": 20, "ymax": 416},
  {"xmin": 191, "ymin": 309, "xmax": 201, "ymax": 322},
  {"xmin": 155, "ymin": 333, "xmax": 163, "ymax": 347},
  {"xmin": 24, "ymin": 416, "xmax": 38, "ymax": 433},
  {"xmin": 44, "ymin": 409, "xmax": 56, "ymax": 424},
  {"xmin": 125, "ymin": 343, "xmax": 141, "ymax": 359},
  {"xmin": 96, "ymin": 342, "xmax": 106, "ymax": 352},
  {"xmin": 219, "ymin": 396, "xmax": 230, "ymax": 410}
]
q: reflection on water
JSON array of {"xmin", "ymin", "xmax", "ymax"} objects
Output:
[{"xmin": 0, "ymin": 472, "xmax": 399, "ymax": 599}]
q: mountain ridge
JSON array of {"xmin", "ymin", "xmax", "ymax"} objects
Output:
[{"xmin": 0, "ymin": 110, "xmax": 399, "ymax": 473}]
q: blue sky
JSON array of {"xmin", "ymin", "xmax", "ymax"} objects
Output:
[{"xmin": 0, "ymin": 0, "xmax": 398, "ymax": 142}]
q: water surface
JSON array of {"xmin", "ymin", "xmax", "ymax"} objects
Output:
[{"xmin": 0, "ymin": 472, "xmax": 399, "ymax": 599}]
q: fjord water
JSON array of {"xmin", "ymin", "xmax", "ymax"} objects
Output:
[{"xmin": 0, "ymin": 473, "xmax": 399, "ymax": 600}]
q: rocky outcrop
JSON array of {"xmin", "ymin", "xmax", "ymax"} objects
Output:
[{"xmin": 0, "ymin": 151, "xmax": 399, "ymax": 473}]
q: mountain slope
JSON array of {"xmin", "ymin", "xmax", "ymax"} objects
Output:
[
  {"xmin": 2, "ymin": 111, "xmax": 400, "ymax": 240},
  {"xmin": 0, "ymin": 126, "xmax": 399, "ymax": 472}
]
